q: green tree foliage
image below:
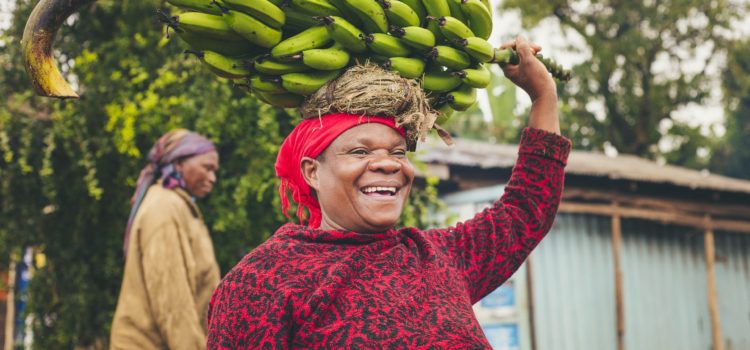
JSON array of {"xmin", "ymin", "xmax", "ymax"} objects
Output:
[
  {"xmin": 501, "ymin": 0, "xmax": 746, "ymax": 165},
  {"xmin": 711, "ymin": 39, "xmax": 750, "ymax": 179},
  {"xmin": 0, "ymin": 1, "xmax": 441, "ymax": 348},
  {"xmin": 1, "ymin": 1, "xmax": 294, "ymax": 347}
]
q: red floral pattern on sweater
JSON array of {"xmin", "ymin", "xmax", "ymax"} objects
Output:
[{"xmin": 207, "ymin": 128, "xmax": 571, "ymax": 349}]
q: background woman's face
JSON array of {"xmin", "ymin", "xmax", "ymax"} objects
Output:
[
  {"xmin": 305, "ymin": 123, "xmax": 414, "ymax": 233},
  {"xmin": 176, "ymin": 150, "xmax": 219, "ymax": 198}
]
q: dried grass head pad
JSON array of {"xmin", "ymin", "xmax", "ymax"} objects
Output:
[{"xmin": 300, "ymin": 63, "xmax": 452, "ymax": 151}]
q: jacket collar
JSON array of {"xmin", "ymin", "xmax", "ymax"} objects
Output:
[{"xmin": 156, "ymin": 179, "xmax": 202, "ymax": 219}]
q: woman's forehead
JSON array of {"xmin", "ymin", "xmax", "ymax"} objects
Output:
[{"xmin": 330, "ymin": 123, "xmax": 406, "ymax": 147}]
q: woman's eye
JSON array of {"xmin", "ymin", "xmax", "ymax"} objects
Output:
[
  {"xmin": 392, "ymin": 150, "xmax": 406, "ymax": 157},
  {"xmin": 351, "ymin": 149, "xmax": 369, "ymax": 155}
]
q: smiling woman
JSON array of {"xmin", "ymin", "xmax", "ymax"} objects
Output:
[{"xmin": 208, "ymin": 37, "xmax": 571, "ymax": 349}]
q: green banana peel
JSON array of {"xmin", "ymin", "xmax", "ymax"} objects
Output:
[{"xmin": 21, "ymin": 0, "xmax": 95, "ymax": 99}]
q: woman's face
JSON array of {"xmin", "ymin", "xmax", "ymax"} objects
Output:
[
  {"xmin": 176, "ymin": 150, "xmax": 219, "ymax": 198},
  {"xmin": 302, "ymin": 123, "xmax": 414, "ymax": 233}
]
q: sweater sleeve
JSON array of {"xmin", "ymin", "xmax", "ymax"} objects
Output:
[
  {"xmin": 426, "ymin": 127, "xmax": 571, "ymax": 303},
  {"xmin": 207, "ymin": 275, "xmax": 292, "ymax": 349},
  {"xmin": 141, "ymin": 222, "xmax": 206, "ymax": 349}
]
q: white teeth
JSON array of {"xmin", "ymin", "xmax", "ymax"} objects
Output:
[{"xmin": 362, "ymin": 186, "xmax": 397, "ymax": 194}]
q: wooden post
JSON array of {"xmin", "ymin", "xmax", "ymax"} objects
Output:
[
  {"xmin": 4, "ymin": 258, "xmax": 16, "ymax": 350},
  {"xmin": 525, "ymin": 256, "xmax": 537, "ymax": 350},
  {"xmin": 611, "ymin": 203, "xmax": 625, "ymax": 350},
  {"xmin": 704, "ymin": 215, "xmax": 723, "ymax": 350}
]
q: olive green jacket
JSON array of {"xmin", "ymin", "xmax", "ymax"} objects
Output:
[{"xmin": 110, "ymin": 184, "xmax": 220, "ymax": 349}]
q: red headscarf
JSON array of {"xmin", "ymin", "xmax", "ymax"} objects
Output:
[{"xmin": 275, "ymin": 113, "xmax": 406, "ymax": 228}]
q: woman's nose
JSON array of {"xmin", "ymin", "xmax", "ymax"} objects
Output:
[{"xmin": 368, "ymin": 155, "xmax": 402, "ymax": 173}]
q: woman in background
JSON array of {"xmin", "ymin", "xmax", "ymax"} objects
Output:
[{"xmin": 111, "ymin": 129, "xmax": 220, "ymax": 350}]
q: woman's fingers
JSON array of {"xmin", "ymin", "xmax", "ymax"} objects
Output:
[
  {"xmin": 498, "ymin": 36, "xmax": 543, "ymax": 63},
  {"xmin": 499, "ymin": 39, "xmax": 516, "ymax": 50}
]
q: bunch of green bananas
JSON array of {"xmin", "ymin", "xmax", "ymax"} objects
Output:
[{"xmin": 161, "ymin": 0, "xmax": 570, "ymax": 122}]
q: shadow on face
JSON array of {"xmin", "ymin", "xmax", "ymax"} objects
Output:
[{"xmin": 176, "ymin": 150, "xmax": 219, "ymax": 198}]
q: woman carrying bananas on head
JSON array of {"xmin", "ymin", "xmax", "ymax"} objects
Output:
[{"xmin": 207, "ymin": 36, "xmax": 570, "ymax": 349}]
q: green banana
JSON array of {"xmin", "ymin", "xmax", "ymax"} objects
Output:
[
  {"xmin": 435, "ymin": 16, "xmax": 474, "ymax": 41},
  {"xmin": 253, "ymin": 90, "xmax": 305, "ymax": 108},
  {"xmin": 459, "ymin": 36, "xmax": 493, "ymax": 62},
  {"xmin": 446, "ymin": 84, "xmax": 476, "ymax": 110},
  {"xmin": 421, "ymin": 0, "xmax": 451, "ymax": 17},
  {"xmin": 280, "ymin": 70, "xmax": 341, "ymax": 95},
  {"xmin": 249, "ymin": 75, "xmax": 288, "ymax": 93},
  {"xmin": 389, "ymin": 25, "xmax": 435, "ymax": 52},
  {"xmin": 343, "ymin": 0, "xmax": 389, "ymax": 33},
  {"xmin": 294, "ymin": 44, "xmax": 351, "ymax": 70},
  {"xmin": 428, "ymin": 45, "xmax": 471, "ymax": 70},
  {"xmin": 460, "ymin": 0, "xmax": 492, "ymax": 39},
  {"xmin": 434, "ymin": 103, "xmax": 455, "ymax": 125},
  {"xmin": 271, "ymin": 25, "xmax": 331, "ymax": 58},
  {"xmin": 186, "ymin": 49, "xmax": 251, "ymax": 79},
  {"xmin": 478, "ymin": 0, "xmax": 492, "ymax": 17},
  {"xmin": 421, "ymin": 68, "xmax": 461, "ymax": 92},
  {"xmin": 364, "ymin": 33, "xmax": 412, "ymax": 57},
  {"xmin": 379, "ymin": 0, "xmax": 421, "ymax": 28},
  {"xmin": 166, "ymin": 0, "xmax": 222, "ymax": 15},
  {"xmin": 425, "ymin": 17, "xmax": 447, "ymax": 44},
  {"xmin": 289, "ymin": 0, "xmax": 342, "ymax": 17},
  {"xmin": 283, "ymin": 9, "xmax": 320, "ymax": 31},
  {"xmin": 327, "ymin": 0, "xmax": 364, "ymax": 27},
  {"xmin": 452, "ymin": 63, "xmax": 490, "ymax": 88},
  {"xmin": 320, "ymin": 16, "xmax": 367, "ymax": 53},
  {"xmin": 446, "ymin": 0, "xmax": 466, "ymax": 22},
  {"xmin": 399, "ymin": 0, "xmax": 428, "ymax": 25},
  {"xmin": 254, "ymin": 56, "xmax": 309, "ymax": 74},
  {"xmin": 223, "ymin": 10, "xmax": 282, "ymax": 48},
  {"xmin": 382, "ymin": 56, "xmax": 425, "ymax": 78},
  {"xmin": 176, "ymin": 31, "xmax": 260, "ymax": 57},
  {"xmin": 221, "ymin": 0, "xmax": 285, "ymax": 28},
  {"xmin": 173, "ymin": 12, "xmax": 245, "ymax": 41}
]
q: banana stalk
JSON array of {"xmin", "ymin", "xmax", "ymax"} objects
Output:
[{"xmin": 22, "ymin": 0, "xmax": 95, "ymax": 98}]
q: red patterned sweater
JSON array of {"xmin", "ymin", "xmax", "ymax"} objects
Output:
[{"xmin": 207, "ymin": 128, "xmax": 571, "ymax": 349}]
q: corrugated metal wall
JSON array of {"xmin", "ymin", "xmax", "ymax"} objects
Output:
[
  {"xmin": 530, "ymin": 213, "xmax": 617, "ymax": 350},
  {"xmin": 441, "ymin": 186, "xmax": 750, "ymax": 350},
  {"xmin": 715, "ymin": 231, "xmax": 750, "ymax": 350},
  {"xmin": 620, "ymin": 219, "xmax": 712, "ymax": 350}
]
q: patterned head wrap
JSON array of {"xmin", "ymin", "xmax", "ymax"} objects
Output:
[
  {"xmin": 124, "ymin": 129, "xmax": 216, "ymax": 256},
  {"xmin": 275, "ymin": 113, "xmax": 405, "ymax": 228}
]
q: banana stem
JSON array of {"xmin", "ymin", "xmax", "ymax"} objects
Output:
[
  {"xmin": 491, "ymin": 48, "xmax": 571, "ymax": 82},
  {"xmin": 21, "ymin": 0, "xmax": 96, "ymax": 98}
]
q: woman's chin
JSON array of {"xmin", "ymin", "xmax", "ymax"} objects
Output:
[{"xmin": 360, "ymin": 214, "xmax": 401, "ymax": 232}]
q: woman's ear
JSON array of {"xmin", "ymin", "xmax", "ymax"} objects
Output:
[
  {"xmin": 300, "ymin": 157, "xmax": 320, "ymax": 191},
  {"xmin": 173, "ymin": 160, "xmax": 183, "ymax": 173}
]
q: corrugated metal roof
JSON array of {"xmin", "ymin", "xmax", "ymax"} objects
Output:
[{"xmin": 417, "ymin": 137, "xmax": 750, "ymax": 195}]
